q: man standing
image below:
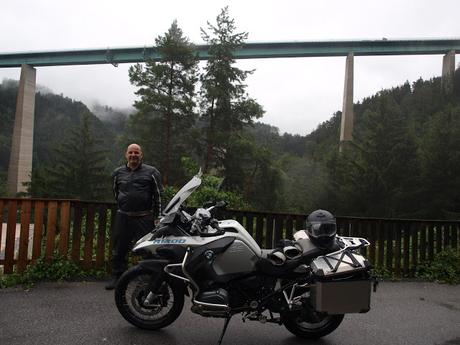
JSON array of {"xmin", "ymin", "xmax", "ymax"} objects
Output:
[{"xmin": 105, "ymin": 143, "xmax": 162, "ymax": 290}]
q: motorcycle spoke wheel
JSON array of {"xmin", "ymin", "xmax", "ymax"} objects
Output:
[
  {"xmin": 115, "ymin": 267, "xmax": 184, "ymax": 330},
  {"xmin": 126, "ymin": 276, "xmax": 173, "ymax": 320}
]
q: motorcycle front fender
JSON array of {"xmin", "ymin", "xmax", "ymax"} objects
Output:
[{"xmin": 137, "ymin": 259, "xmax": 188, "ymax": 296}]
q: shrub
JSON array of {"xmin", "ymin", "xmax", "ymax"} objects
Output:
[
  {"xmin": 416, "ymin": 248, "xmax": 460, "ymax": 284},
  {"xmin": 0, "ymin": 254, "xmax": 107, "ymax": 288}
]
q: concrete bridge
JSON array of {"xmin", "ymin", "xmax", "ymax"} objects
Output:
[{"xmin": 1, "ymin": 39, "xmax": 459, "ymax": 195}]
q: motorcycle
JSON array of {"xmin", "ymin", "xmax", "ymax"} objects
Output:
[{"xmin": 114, "ymin": 171, "xmax": 375, "ymax": 344}]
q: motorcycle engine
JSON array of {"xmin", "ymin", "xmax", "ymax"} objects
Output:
[{"xmin": 228, "ymin": 275, "xmax": 277, "ymax": 309}]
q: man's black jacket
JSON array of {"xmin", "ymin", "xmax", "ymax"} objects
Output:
[{"xmin": 112, "ymin": 163, "xmax": 162, "ymax": 217}]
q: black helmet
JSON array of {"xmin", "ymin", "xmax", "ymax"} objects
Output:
[{"xmin": 306, "ymin": 209, "xmax": 337, "ymax": 249}]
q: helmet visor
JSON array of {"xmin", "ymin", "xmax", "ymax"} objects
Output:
[{"xmin": 309, "ymin": 222, "xmax": 337, "ymax": 237}]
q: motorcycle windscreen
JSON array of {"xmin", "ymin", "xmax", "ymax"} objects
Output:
[{"xmin": 163, "ymin": 170, "xmax": 202, "ymax": 215}]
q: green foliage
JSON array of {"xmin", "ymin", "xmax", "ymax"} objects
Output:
[
  {"xmin": 0, "ymin": 80, "xmax": 122, "ymax": 198},
  {"xmin": 416, "ymin": 248, "xmax": 460, "ymax": 284},
  {"xmin": 308, "ymin": 70, "xmax": 460, "ymax": 219},
  {"xmin": 186, "ymin": 174, "xmax": 248, "ymax": 209},
  {"xmin": 328, "ymin": 94, "xmax": 420, "ymax": 217},
  {"xmin": 418, "ymin": 105, "xmax": 460, "ymax": 218},
  {"xmin": 26, "ymin": 112, "xmax": 111, "ymax": 200},
  {"xmin": 0, "ymin": 254, "xmax": 107, "ymax": 289},
  {"xmin": 371, "ymin": 267, "xmax": 393, "ymax": 280},
  {"xmin": 127, "ymin": 20, "xmax": 198, "ymax": 185},
  {"xmin": 162, "ymin": 166, "xmax": 248, "ymax": 210},
  {"xmin": 199, "ymin": 7, "xmax": 264, "ymax": 172}
]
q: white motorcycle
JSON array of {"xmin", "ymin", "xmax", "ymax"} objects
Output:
[{"xmin": 115, "ymin": 171, "xmax": 374, "ymax": 344}]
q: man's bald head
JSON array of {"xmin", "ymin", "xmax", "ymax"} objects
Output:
[{"xmin": 125, "ymin": 143, "xmax": 143, "ymax": 170}]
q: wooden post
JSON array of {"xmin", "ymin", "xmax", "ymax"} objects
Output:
[
  {"xmin": 17, "ymin": 200, "xmax": 32, "ymax": 273},
  {"xmin": 71, "ymin": 203, "xmax": 83, "ymax": 263},
  {"xmin": 58, "ymin": 201, "xmax": 71, "ymax": 258},
  {"xmin": 255, "ymin": 215, "xmax": 264, "ymax": 247},
  {"xmin": 4, "ymin": 201, "xmax": 18, "ymax": 274},
  {"xmin": 83, "ymin": 205, "xmax": 95, "ymax": 269},
  {"xmin": 45, "ymin": 201, "xmax": 58, "ymax": 260},
  {"xmin": 96, "ymin": 206, "xmax": 107, "ymax": 268}
]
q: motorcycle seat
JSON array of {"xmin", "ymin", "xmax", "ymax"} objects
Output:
[
  {"xmin": 256, "ymin": 256, "xmax": 303, "ymax": 276},
  {"xmin": 257, "ymin": 239, "xmax": 341, "ymax": 276}
]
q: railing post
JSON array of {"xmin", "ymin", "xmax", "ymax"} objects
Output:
[
  {"xmin": 411, "ymin": 222, "xmax": 419, "ymax": 276},
  {"xmin": 83, "ymin": 205, "xmax": 95, "ymax": 269},
  {"xmin": 255, "ymin": 215, "xmax": 264, "ymax": 247},
  {"xmin": 32, "ymin": 200, "xmax": 45, "ymax": 261},
  {"xmin": 4, "ymin": 200, "xmax": 18, "ymax": 274},
  {"xmin": 403, "ymin": 221, "xmax": 410, "ymax": 276},
  {"xmin": 17, "ymin": 200, "xmax": 32, "ymax": 273},
  {"xmin": 395, "ymin": 222, "xmax": 402, "ymax": 278},
  {"xmin": 265, "ymin": 215, "xmax": 274, "ymax": 249},
  {"xmin": 96, "ymin": 205, "xmax": 108, "ymax": 269},
  {"xmin": 45, "ymin": 201, "xmax": 58, "ymax": 261},
  {"xmin": 71, "ymin": 202, "xmax": 83, "ymax": 263},
  {"xmin": 386, "ymin": 222, "xmax": 394, "ymax": 272},
  {"xmin": 0, "ymin": 200, "xmax": 4, "ymax": 258},
  {"xmin": 58, "ymin": 201, "xmax": 71, "ymax": 259}
]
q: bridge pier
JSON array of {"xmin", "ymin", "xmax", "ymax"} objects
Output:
[
  {"xmin": 442, "ymin": 50, "xmax": 456, "ymax": 94},
  {"xmin": 339, "ymin": 52, "xmax": 354, "ymax": 152},
  {"xmin": 7, "ymin": 64, "xmax": 36, "ymax": 196}
]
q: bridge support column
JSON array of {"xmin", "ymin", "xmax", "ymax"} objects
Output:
[
  {"xmin": 340, "ymin": 52, "xmax": 354, "ymax": 152},
  {"xmin": 442, "ymin": 50, "xmax": 455, "ymax": 94},
  {"xmin": 7, "ymin": 64, "xmax": 36, "ymax": 196}
]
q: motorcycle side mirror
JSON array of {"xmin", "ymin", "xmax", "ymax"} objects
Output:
[
  {"xmin": 216, "ymin": 201, "xmax": 227, "ymax": 208},
  {"xmin": 203, "ymin": 200, "xmax": 215, "ymax": 208}
]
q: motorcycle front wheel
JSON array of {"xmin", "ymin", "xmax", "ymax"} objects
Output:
[
  {"xmin": 115, "ymin": 266, "xmax": 184, "ymax": 330},
  {"xmin": 282, "ymin": 311, "xmax": 344, "ymax": 339}
]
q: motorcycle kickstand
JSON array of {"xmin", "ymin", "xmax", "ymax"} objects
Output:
[{"xmin": 216, "ymin": 315, "xmax": 232, "ymax": 345}]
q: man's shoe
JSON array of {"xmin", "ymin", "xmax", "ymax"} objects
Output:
[{"xmin": 105, "ymin": 276, "xmax": 119, "ymax": 290}]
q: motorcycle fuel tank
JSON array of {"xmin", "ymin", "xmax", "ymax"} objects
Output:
[{"xmin": 212, "ymin": 239, "xmax": 259, "ymax": 275}]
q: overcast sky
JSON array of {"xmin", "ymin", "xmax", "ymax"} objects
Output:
[{"xmin": 1, "ymin": 0, "xmax": 459, "ymax": 135}]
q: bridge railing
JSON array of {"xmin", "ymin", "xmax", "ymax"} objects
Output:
[{"xmin": 0, "ymin": 198, "xmax": 458, "ymax": 277}]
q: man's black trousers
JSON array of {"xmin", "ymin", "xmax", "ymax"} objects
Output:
[{"xmin": 111, "ymin": 212, "xmax": 154, "ymax": 276}]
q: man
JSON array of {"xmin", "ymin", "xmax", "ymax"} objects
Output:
[{"xmin": 105, "ymin": 143, "xmax": 162, "ymax": 290}]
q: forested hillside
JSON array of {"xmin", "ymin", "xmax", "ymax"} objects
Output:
[
  {"xmin": 1, "ymin": 7, "xmax": 459, "ymax": 219},
  {"xmin": 297, "ymin": 69, "xmax": 460, "ymax": 219},
  {"xmin": 1, "ymin": 68, "xmax": 459, "ymax": 217},
  {"xmin": 0, "ymin": 80, "xmax": 125, "ymax": 199}
]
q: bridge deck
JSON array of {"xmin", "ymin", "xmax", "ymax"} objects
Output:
[{"xmin": 0, "ymin": 39, "xmax": 459, "ymax": 67}]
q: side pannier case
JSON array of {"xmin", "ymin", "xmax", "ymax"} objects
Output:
[{"xmin": 310, "ymin": 237, "xmax": 373, "ymax": 314}]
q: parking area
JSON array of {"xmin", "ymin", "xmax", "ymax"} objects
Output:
[{"xmin": 0, "ymin": 281, "xmax": 459, "ymax": 345}]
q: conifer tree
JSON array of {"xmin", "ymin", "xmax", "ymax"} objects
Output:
[
  {"xmin": 199, "ymin": 7, "xmax": 264, "ymax": 176},
  {"xmin": 29, "ymin": 112, "xmax": 110, "ymax": 200},
  {"xmin": 128, "ymin": 20, "xmax": 198, "ymax": 185},
  {"xmin": 419, "ymin": 106, "xmax": 460, "ymax": 218},
  {"xmin": 333, "ymin": 94, "xmax": 420, "ymax": 217}
]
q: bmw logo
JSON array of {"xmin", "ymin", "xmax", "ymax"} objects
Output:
[{"xmin": 204, "ymin": 250, "xmax": 214, "ymax": 260}]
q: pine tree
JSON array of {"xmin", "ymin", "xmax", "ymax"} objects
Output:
[
  {"xmin": 419, "ymin": 105, "xmax": 460, "ymax": 218},
  {"xmin": 30, "ymin": 112, "xmax": 111, "ymax": 200},
  {"xmin": 334, "ymin": 94, "xmax": 420, "ymax": 217},
  {"xmin": 199, "ymin": 7, "xmax": 264, "ymax": 175},
  {"xmin": 128, "ymin": 20, "xmax": 198, "ymax": 185}
]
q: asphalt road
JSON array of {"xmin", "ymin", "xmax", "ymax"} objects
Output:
[{"xmin": 0, "ymin": 281, "xmax": 459, "ymax": 345}]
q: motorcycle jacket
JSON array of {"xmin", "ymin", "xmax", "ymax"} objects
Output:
[{"xmin": 112, "ymin": 163, "xmax": 162, "ymax": 217}]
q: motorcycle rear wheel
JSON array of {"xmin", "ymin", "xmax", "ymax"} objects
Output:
[
  {"xmin": 115, "ymin": 266, "xmax": 184, "ymax": 330},
  {"xmin": 282, "ymin": 312, "xmax": 344, "ymax": 339}
]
